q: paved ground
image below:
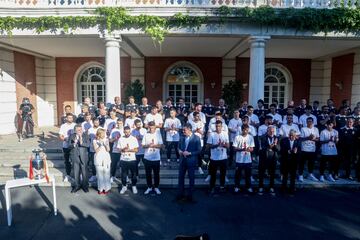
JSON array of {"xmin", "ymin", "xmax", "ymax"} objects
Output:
[{"xmin": 0, "ymin": 186, "xmax": 360, "ymax": 240}]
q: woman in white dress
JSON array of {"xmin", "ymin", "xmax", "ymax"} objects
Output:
[{"xmin": 93, "ymin": 128, "xmax": 112, "ymax": 194}]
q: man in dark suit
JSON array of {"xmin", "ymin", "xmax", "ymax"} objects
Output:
[
  {"xmin": 280, "ymin": 129, "xmax": 300, "ymax": 195},
  {"xmin": 68, "ymin": 124, "xmax": 90, "ymax": 193},
  {"xmin": 177, "ymin": 123, "xmax": 202, "ymax": 202},
  {"xmin": 258, "ymin": 126, "xmax": 280, "ymax": 196}
]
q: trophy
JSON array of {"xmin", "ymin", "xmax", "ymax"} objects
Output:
[{"xmin": 29, "ymin": 148, "xmax": 49, "ymax": 181}]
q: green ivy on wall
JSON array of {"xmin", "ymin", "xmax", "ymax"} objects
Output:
[{"xmin": 1, "ymin": 6, "xmax": 360, "ymax": 43}]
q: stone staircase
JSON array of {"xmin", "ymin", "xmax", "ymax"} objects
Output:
[{"xmin": 0, "ymin": 127, "xmax": 359, "ymax": 189}]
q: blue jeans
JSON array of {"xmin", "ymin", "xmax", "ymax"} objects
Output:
[{"xmin": 178, "ymin": 157, "xmax": 197, "ymax": 197}]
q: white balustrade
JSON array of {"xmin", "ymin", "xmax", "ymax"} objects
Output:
[{"xmin": 0, "ymin": 0, "xmax": 357, "ymax": 8}]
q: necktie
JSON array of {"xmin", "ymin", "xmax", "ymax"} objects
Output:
[{"xmin": 185, "ymin": 136, "xmax": 190, "ymax": 150}]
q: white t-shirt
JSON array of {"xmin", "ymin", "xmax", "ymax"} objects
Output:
[
  {"xmin": 188, "ymin": 111, "xmax": 206, "ymax": 124},
  {"xmin": 189, "ymin": 120, "xmax": 205, "ymax": 146},
  {"xmin": 300, "ymin": 126, "xmax": 319, "ymax": 152},
  {"xmin": 238, "ymin": 125, "xmax": 257, "ymax": 137},
  {"xmin": 144, "ymin": 113, "xmax": 163, "ymax": 126},
  {"xmin": 267, "ymin": 113, "xmax": 283, "ymax": 125},
  {"xmin": 247, "ymin": 114, "xmax": 260, "ymax": 126},
  {"xmin": 104, "ymin": 118, "xmax": 117, "ymax": 135},
  {"xmin": 299, "ymin": 114, "xmax": 317, "ymax": 127},
  {"xmin": 125, "ymin": 117, "xmax": 142, "ymax": 129},
  {"xmin": 228, "ymin": 118, "xmax": 242, "ymax": 142},
  {"xmin": 117, "ymin": 135, "xmax": 139, "ymax": 161},
  {"xmin": 207, "ymin": 131, "xmax": 229, "ymax": 160},
  {"xmin": 320, "ymin": 129, "xmax": 338, "ymax": 155},
  {"xmin": 81, "ymin": 121, "xmax": 93, "ymax": 132},
  {"xmin": 279, "ymin": 123, "xmax": 300, "ymax": 137},
  {"xmin": 233, "ymin": 134, "xmax": 255, "ymax": 164},
  {"xmin": 142, "ymin": 132, "xmax": 163, "ymax": 161},
  {"xmin": 131, "ymin": 128, "xmax": 148, "ymax": 155},
  {"xmin": 59, "ymin": 123, "xmax": 76, "ymax": 148},
  {"xmin": 164, "ymin": 117, "xmax": 182, "ymax": 142},
  {"xmin": 208, "ymin": 122, "xmax": 229, "ymax": 134},
  {"xmin": 109, "ymin": 128, "xmax": 123, "ymax": 153},
  {"xmin": 258, "ymin": 124, "xmax": 278, "ymax": 137},
  {"xmin": 88, "ymin": 127, "xmax": 102, "ymax": 153}
]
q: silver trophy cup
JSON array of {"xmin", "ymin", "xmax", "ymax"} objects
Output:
[{"xmin": 32, "ymin": 149, "xmax": 45, "ymax": 180}]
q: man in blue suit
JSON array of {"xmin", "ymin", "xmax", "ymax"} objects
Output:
[{"xmin": 177, "ymin": 123, "xmax": 202, "ymax": 202}]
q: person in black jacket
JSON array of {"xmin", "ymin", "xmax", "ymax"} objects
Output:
[
  {"xmin": 280, "ymin": 129, "xmax": 300, "ymax": 195},
  {"xmin": 68, "ymin": 124, "xmax": 91, "ymax": 193},
  {"xmin": 258, "ymin": 125, "xmax": 280, "ymax": 196},
  {"xmin": 338, "ymin": 117, "xmax": 358, "ymax": 180}
]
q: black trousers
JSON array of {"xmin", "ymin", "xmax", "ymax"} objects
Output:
[
  {"xmin": 299, "ymin": 151, "xmax": 317, "ymax": 175},
  {"xmin": 166, "ymin": 141, "xmax": 180, "ymax": 159},
  {"xmin": 234, "ymin": 163, "xmax": 252, "ymax": 189},
  {"xmin": 121, "ymin": 160, "xmax": 138, "ymax": 186},
  {"xmin": 229, "ymin": 144, "xmax": 235, "ymax": 167},
  {"xmin": 110, "ymin": 152, "xmax": 121, "ymax": 177},
  {"xmin": 144, "ymin": 159, "xmax": 160, "ymax": 188},
  {"xmin": 209, "ymin": 159, "xmax": 227, "ymax": 189},
  {"xmin": 258, "ymin": 153, "xmax": 277, "ymax": 188},
  {"xmin": 72, "ymin": 155, "xmax": 88, "ymax": 189},
  {"xmin": 320, "ymin": 155, "xmax": 337, "ymax": 175},
  {"xmin": 88, "ymin": 152, "xmax": 97, "ymax": 176},
  {"xmin": 341, "ymin": 148, "xmax": 355, "ymax": 177},
  {"xmin": 281, "ymin": 158, "xmax": 297, "ymax": 191},
  {"xmin": 63, "ymin": 148, "xmax": 71, "ymax": 176},
  {"xmin": 136, "ymin": 154, "xmax": 144, "ymax": 175}
]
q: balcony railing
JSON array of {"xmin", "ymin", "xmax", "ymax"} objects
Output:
[{"xmin": 0, "ymin": 0, "xmax": 357, "ymax": 8}]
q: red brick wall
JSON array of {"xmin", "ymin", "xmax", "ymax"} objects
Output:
[
  {"xmin": 236, "ymin": 57, "xmax": 311, "ymax": 104},
  {"xmin": 56, "ymin": 57, "xmax": 131, "ymax": 124},
  {"xmin": 144, "ymin": 57, "xmax": 222, "ymax": 104},
  {"xmin": 14, "ymin": 51, "xmax": 37, "ymax": 125},
  {"xmin": 330, "ymin": 53, "xmax": 354, "ymax": 106}
]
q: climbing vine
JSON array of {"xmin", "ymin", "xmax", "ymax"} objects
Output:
[{"xmin": 1, "ymin": 6, "xmax": 360, "ymax": 42}]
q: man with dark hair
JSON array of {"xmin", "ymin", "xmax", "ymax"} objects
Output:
[
  {"xmin": 139, "ymin": 97, "xmax": 152, "ymax": 121},
  {"xmin": 312, "ymin": 100, "xmax": 321, "ymax": 116},
  {"xmin": 68, "ymin": 124, "xmax": 90, "ymax": 193},
  {"xmin": 18, "ymin": 97, "xmax": 35, "ymax": 140},
  {"xmin": 61, "ymin": 105, "xmax": 77, "ymax": 124},
  {"xmin": 59, "ymin": 113, "xmax": 76, "ymax": 182},
  {"xmin": 163, "ymin": 97, "xmax": 175, "ymax": 119},
  {"xmin": 176, "ymin": 97, "xmax": 189, "ymax": 125},
  {"xmin": 177, "ymin": 123, "xmax": 202, "ymax": 202},
  {"xmin": 335, "ymin": 106, "xmax": 348, "ymax": 130},
  {"xmin": 216, "ymin": 98, "xmax": 229, "ymax": 122},
  {"xmin": 254, "ymin": 99, "xmax": 267, "ymax": 125},
  {"xmin": 246, "ymin": 105, "xmax": 260, "ymax": 128},
  {"xmin": 299, "ymin": 105, "xmax": 317, "ymax": 128},
  {"xmin": 267, "ymin": 103, "xmax": 282, "ymax": 127},
  {"xmin": 202, "ymin": 98, "xmax": 215, "ymax": 130},
  {"xmin": 295, "ymin": 98, "xmax": 308, "ymax": 117},
  {"xmin": 125, "ymin": 96, "xmax": 139, "ymax": 117}
]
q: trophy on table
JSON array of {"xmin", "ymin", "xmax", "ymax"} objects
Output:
[{"xmin": 29, "ymin": 148, "xmax": 49, "ymax": 182}]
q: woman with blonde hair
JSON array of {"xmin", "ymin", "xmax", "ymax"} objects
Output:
[{"xmin": 93, "ymin": 128, "xmax": 112, "ymax": 194}]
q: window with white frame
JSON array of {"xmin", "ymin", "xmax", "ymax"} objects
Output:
[
  {"xmin": 78, "ymin": 65, "xmax": 106, "ymax": 106},
  {"xmin": 264, "ymin": 65, "xmax": 290, "ymax": 109}
]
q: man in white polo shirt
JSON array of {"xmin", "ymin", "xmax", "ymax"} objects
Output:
[{"xmin": 59, "ymin": 113, "xmax": 76, "ymax": 182}]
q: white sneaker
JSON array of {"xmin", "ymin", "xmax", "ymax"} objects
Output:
[
  {"xmin": 319, "ymin": 175, "xmax": 325, "ymax": 182},
  {"xmin": 298, "ymin": 175, "xmax": 304, "ymax": 182},
  {"xmin": 167, "ymin": 159, "xmax": 171, "ymax": 163},
  {"xmin": 328, "ymin": 174, "xmax": 336, "ymax": 182},
  {"xmin": 309, "ymin": 174, "xmax": 319, "ymax": 182},
  {"xmin": 204, "ymin": 175, "xmax": 211, "ymax": 182},
  {"xmin": 234, "ymin": 187, "xmax": 240, "ymax": 193},
  {"xmin": 176, "ymin": 159, "xmax": 180, "ymax": 163},
  {"xmin": 198, "ymin": 167, "xmax": 204, "ymax": 175},
  {"xmin": 269, "ymin": 188, "xmax": 275, "ymax": 196},
  {"xmin": 154, "ymin": 188, "xmax": 161, "ymax": 195},
  {"xmin": 225, "ymin": 176, "xmax": 230, "ymax": 183},
  {"xmin": 63, "ymin": 175, "xmax": 70, "ymax": 182},
  {"xmin": 132, "ymin": 186, "xmax": 138, "ymax": 194},
  {"xmin": 120, "ymin": 186, "xmax": 127, "ymax": 194},
  {"xmin": 247, "ymin": 188, "xmax": 253, "ymax": 193},
  {"xmin": 110, "ymin": 177, "xmax": 114, "ymax": 183},
  {"xmin": 258, "ymin": 188, "xmax": 264, "ymax": 195},
  {"xmin": 144, "ymin": 187, "xmax": 152, "ymax": 195}
]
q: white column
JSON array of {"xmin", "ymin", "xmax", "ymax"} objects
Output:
[
  {"xmin": 248, "ymin": 36, "xmax": 268, "ymax": 107},
  {"xmin": 105, "ymin": 36, "xmax": 121, "ymax": 104}
]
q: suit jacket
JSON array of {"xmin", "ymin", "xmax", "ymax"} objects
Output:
[
  {"xmin": 259, "ymin": 135, "xmax": 280, "ymax": 160},
  {"xmin": 178, "ymin": 134, "xmax": 202, "ymax": 162},
  {"xmin": 280, "ymin": 137, "xmax": 300, "ymax": 162},
  {"xmin": 68, "ymin": 132, "xmax": 90, "ymax": 163}
]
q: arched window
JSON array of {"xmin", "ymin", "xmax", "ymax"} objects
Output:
[
  {"xmin": 264, "ymin": 64, "xmax": 292, "ymax": 108},
  {"xmin": 77, "ymin": 65, "xmax": 106, "ymax": 106},
  {"xmin": 164, "ymin": 62, "xmax": 203, "ymax": 105}
]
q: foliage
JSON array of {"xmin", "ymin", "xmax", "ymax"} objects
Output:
[
  {"xmin": 1, "ymin": 6, "xmax": 360, "ymax": 42},
  {"xmin": 221, "ymin": 80, "xmax": 243, "ymax": 113},
  {"xmin": 124, "ymin": 79, "xmax": 144, "ymax": 104}
]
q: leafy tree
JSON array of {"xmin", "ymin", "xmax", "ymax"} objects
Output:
[
  {"xmin": 221, "ymin": 80, "xmax": 243, "ymax": 113},
  {"xmin": 124, "ymin": 79, "xmax": 144, "ymax": 104}
]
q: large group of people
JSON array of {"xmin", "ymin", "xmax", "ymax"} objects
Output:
[{"xmin": 59, "ymin": 96, "xmax": 360, "ymax": 201}]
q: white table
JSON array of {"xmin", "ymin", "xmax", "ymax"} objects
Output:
[{"xmin": 5, "ymin": 174, "xmax": 57, "ymax": 226}]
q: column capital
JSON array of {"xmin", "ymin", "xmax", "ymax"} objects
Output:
[
  {"xmin": 248, "ymin": 36, "xmax": 270, "ymax": 47},
  {"xmin": 102, "ymin": 33, "xmax": 122, "ymax": 47}
]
